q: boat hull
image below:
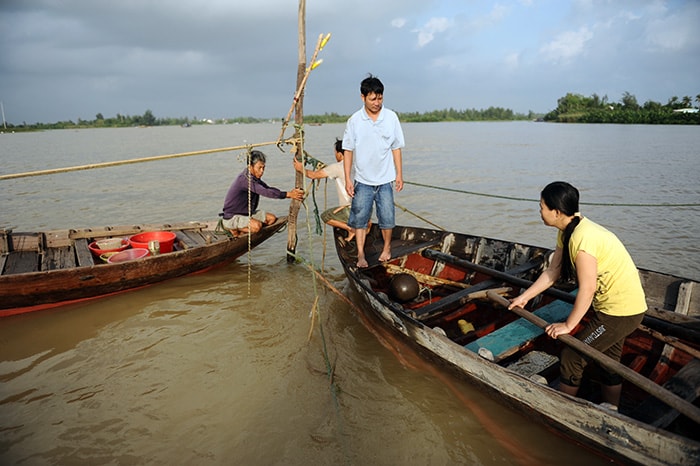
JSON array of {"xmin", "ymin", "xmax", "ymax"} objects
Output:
[{"xmin": 334, "ymin": 224, "xmax": 700, "ymax": 466}]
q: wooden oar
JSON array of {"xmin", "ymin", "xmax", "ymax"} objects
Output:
[
  {"xmin": 487, "ymin": 291, "xmax": 700, "ymax": 426},
  {"xmin": 422, "ymin": 249, "xmax": 572, "ymax": 301},
  {"xmin": 422, "ymin": 249, "xmax": 700, "ymax": 342}
]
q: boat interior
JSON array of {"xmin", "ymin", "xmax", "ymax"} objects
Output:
[
  {"xmin": 339, "ymin": 226, "xmax": 700, "ymax": 438},
  {"xmin": 0, "ymin": 222, "xmax": 219, "ymax": 274}
]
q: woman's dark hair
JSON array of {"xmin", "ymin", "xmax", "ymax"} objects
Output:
[
  {"xmin": 248, "ymin": 150, "xmax": 266, "ymax": 166},
  {"xmin": 360, "ymin": 74, "xmax": 384, "ymax": 96},
  {"xmin": 334, "ymin": 138, "xmax": 343, "ymax": 154},
  {"xmin": 541, "ymin": 181, "xmax": 580, "ymax": 282}
]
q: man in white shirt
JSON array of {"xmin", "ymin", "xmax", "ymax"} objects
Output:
[{"xmin": 342, "ymin": 74, "xmax": 405, "ymax": 268}]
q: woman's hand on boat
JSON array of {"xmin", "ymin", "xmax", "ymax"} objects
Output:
[
  {"xmin": 545, "ymin": 322, "xmax": 572, "ymax": 339},
  {"xmin": 508, "ymin": 295, "xmax": 529, "ymax": 310}
]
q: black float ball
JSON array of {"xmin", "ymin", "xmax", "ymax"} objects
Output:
[{"xmin": 389, "ymin": 273, "xmax": 420, "ymax": 303}]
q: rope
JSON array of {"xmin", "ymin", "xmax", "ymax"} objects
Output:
[
  {"xmin": 214, "ymin": 218, "xmax": 234, "ymax": 237},
  {"xmin": 246, "ymin": 148, "xmax": 253, "ymax": 297},
  {"xmin": 394, "ymin": 202, "xmax": 446, "ymax": 231},
  {"xmin": 405, "ymin": 180, "xmax": 700, "ymax": 208},
  {"xmin": 0, "ymin": 139, "xmax": 292, "ymax": 181},
  {"xmin": 290, "ymin": 125, "xmax": 349, "ymax": 454}
]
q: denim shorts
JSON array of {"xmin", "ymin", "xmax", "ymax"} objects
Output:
[{"xmin": 348, "ymin": 182, "xmax": 395, "ymax": 230}]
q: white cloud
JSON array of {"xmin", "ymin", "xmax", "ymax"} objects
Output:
[
  {"xmin": 645, "ymin": 9, "xmax": 698, "ymax": 51},
  {"xmin": 1, "ymin": 0, "xmax": 698, "ymax": 123},
  {"xmin": 391, "ymin": 17, "xmax": 406, "ymax": 28},
  {"xmin": 504, "ymin": 52, "xmax": 520, "ymax": 70},
  {"xmin": 413, "ymin": 17, "xmax": 451, "ymax": 47},
  {"xmin": 539, "ymin": 27, "xmax": 593, "ymax": 63}
]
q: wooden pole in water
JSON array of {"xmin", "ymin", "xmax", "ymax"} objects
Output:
[{"xmin": 286, "ymin": 0, "xmax": 306, "ymax": 263}]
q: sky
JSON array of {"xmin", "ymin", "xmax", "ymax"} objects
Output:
[{"xmin": 1, "ymin": 0, "xmax": 698, "ymax": 125}]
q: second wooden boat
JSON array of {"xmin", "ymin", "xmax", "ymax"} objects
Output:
[{"xmin": 0, "ymin": 217, "xmax": 287, "ymax": 316}]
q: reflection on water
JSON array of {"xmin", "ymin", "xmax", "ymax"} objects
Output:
[{"xmin": 2, "ymin": 123, "xmax": 698, "ymax": 464}]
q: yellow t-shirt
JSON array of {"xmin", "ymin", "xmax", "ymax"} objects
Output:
[{"xmin": 557, "ymin": 217, "xmax": 646, "ymax": 316}]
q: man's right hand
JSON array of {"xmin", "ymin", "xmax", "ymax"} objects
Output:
[
  {"xmin": 288, "ymin": 187, "xmax": 305, "ymax": 200},
  {"xmin": 345, "ymin": 177, "xmax": 354, "ymax": 197}
]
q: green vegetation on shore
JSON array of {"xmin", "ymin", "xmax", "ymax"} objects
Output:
[
  {"xmin": 544, "ymin": 92, "xmax": 700, "ymax": 124},
  {"xmin": 3, "ymin": 91, "xmax": 698, "ymax": 132}
]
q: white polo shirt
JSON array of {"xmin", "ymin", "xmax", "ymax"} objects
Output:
[{"xmin": 342, "ymin": 106, "xmax": 405, "ymax": 186}]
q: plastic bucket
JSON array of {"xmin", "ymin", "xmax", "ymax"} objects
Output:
[{"xmin": 128, "ymin": 231, "xmax": 176, "ymax": 253}]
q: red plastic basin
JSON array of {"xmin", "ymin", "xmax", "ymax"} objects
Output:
[{"xmin": 128, "ymin": 231, "xmax": 176, "ymax": 253}]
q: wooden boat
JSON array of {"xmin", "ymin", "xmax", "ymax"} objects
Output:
[
  {"xmin": 333, "ymin": 224, "xmax": 700, "ymax": 466},
  {"xmin": 0, "ymin": 217, "xmax": 287, "ymax": 317}
]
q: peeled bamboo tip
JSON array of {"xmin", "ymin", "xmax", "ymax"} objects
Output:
[{"xmin": 320, "ymin": 33, "xmax": 331, "ymax": 49}]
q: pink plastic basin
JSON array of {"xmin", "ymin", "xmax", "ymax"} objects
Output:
[
  {"xmin": 128, "ymin": 231, "xmax": 176, "ymax": 253},
  {"xmin": 107, "ymin": 248, "xmax": 150, "ymax": 264}
]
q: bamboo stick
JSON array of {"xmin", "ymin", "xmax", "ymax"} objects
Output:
[{"xmin": 0, "ymin": 140, "xmax": 282, "ymax": 181}]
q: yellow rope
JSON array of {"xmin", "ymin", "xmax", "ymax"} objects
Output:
[
  {"xmin": 0, "ymin": 139, "xmax": 292, "ymax": 181},
  {"xmin": 246, "ymin": 148, "xmax": 253, "ymax": 297},
  {"xmin": 394, "ymin": 201, "xmax": 446, "ymax": 231}
]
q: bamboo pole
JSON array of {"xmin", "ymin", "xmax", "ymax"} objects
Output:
[
  {"xmin": 0, "ymin": 141, "xmax": 282, "ymax": 181},
  {"xmin": 488, "ymin": 291, "xmax": 700, "ymax": 426},
  {"xmin": 286, "ymin": 0, "xmax": 306, "ymax": 263}
]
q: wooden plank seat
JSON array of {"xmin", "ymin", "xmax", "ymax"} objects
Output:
[
  {"xmin": 3, "ymin": 251, "xmax": 40, "ymax": 275},
  {"xmin": 42, "ymin": 246, "xmax": 75, "ymax": 271},
  {"xmin": 74, "ymin": 238, "xmax": 95, "ymax": 267},
  {"xmin": 465, "ymin": 299, "xmax": 572, "ymax": 362},
  {"xmin": 174, "ymin": 230, "xmax": 202, "ymax": 250},
  {"xmin": 387, "ymin": 238, "xmax": 443, "ymax": 260},
  {"xmin": 360, "ymin": 238, "xmax": 444, "ymax": 272},
  {"xmin": 629, "ymin": 358, "xmax": 700, "ymax": 427}
]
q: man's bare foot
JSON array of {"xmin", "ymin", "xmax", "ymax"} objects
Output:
[
  {"xmin": 378, "ymin": 250, "xmax": 391, "ymax": 262},
  {"xmin": 356, "ymin": 256, "xmax": 369, "ymax": 268}
]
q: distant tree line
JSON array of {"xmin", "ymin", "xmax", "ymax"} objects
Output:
[
  {"xmin": 4, "ymin": 107, "xmax": 536, "ymax": 132},
  {"xmin": 4, "ymin": 92, "xmax": 698, "ymax": 131},
  {"xmin": 544, "ymin": 92, "xmax": 700, "ymax": 124},
  {"xmin": 305, "ymin": 107, "xmax": 534, "ymax": 124},
  {"xmin": 5, "ymin": 109, "xmax": 274, "ymax": 131}
]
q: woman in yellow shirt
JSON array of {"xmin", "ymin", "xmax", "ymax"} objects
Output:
[{"xmin": 509, "ymin": 181, "xmax": 646, "ymax": 409}]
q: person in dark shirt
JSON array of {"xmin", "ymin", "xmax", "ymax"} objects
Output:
[{"xmin": 221, "ymin": 150, "xmax": 303, "ymax": 235}]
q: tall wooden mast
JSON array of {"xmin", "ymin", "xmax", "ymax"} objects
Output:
[{"xmin": 285, "ymin": 0, "xmax": 306, "ymax": 263}]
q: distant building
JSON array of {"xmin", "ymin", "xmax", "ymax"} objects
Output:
[{"xmin": 673, "ymin": 108, "xmax": 699, "ymax": 114}]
